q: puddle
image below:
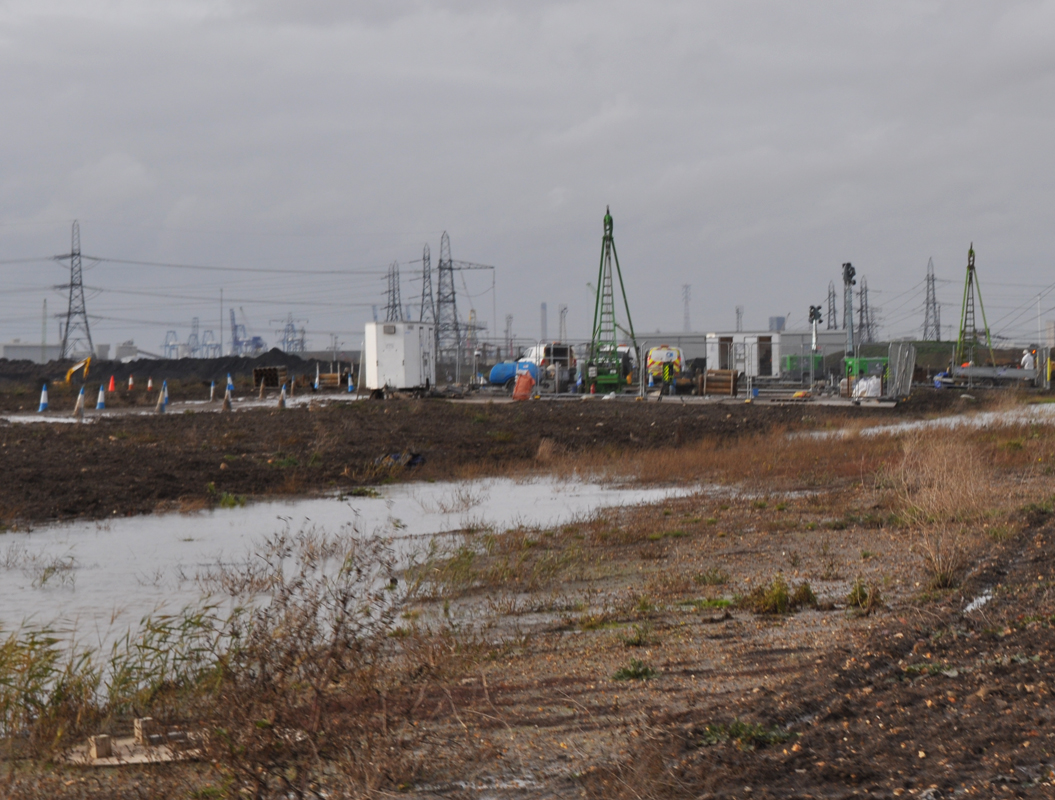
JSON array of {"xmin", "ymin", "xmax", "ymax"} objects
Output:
[
  {"xmin": 0, "ymin": 477, "xmax": 692, "ymax": 648},
  {"xmin": 800, "ymin": 404, "xmax": 1055, "ymax": 440},
  {"xmin": 0, "ymin": 394, "xmax": 357, "ymax": 425},
  {"xmin": 964, "ymin": 590, "xmax": 993, "ymax": 613}
]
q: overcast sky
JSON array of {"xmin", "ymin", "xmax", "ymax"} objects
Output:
[{"xmin": 1, "ymin": 0, "xmax": 1055, "ymax": 355}]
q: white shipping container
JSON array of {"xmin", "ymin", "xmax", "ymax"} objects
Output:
[{"xmin": 364, "ymin": 322, "xmax": 436, "ymax": 391}]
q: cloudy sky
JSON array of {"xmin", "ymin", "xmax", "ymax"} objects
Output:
[{"xmin": 1, "ymin": 0, "xmax": 1054, "ymax": 355}]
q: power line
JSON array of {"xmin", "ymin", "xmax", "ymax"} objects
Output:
[{"xmin": 83, "ymin": 255, "xmax": 387, "ymax": 276}]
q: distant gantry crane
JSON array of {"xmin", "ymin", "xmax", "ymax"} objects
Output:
[{"xmin": 229, "ymin": 308, "xmax": 266, "ymax": 356}]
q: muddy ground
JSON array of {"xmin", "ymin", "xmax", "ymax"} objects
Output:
[
  {"xmin": 3, "ymin": 388, "xmax": 1052, "ymax": 799},
  {"xmin": 0, "ymin": 392, "xmax": 960, "ymax": 525}
]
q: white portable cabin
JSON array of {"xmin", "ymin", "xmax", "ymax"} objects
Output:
[
  {"xmin": 705, "ymin": 330, "xmax": 848, "ymax": 378},
  {"xmin": 364, "ymin": 322, "xmax": 436, "ymax": 391}
]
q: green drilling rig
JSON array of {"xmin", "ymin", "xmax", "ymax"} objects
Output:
[
  {"xmin": 587, "ymin": 206, "xmax": 637, "ymax": 392},
  {"xmin": 955, "ymin": 243, "xmax": 996, "ymax": 368}
]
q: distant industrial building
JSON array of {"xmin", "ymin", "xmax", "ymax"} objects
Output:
[{"xmin": 1, "ymin": 341, "xmax": 62, "ymax": 363}]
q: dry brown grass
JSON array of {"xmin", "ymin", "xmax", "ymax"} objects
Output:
[
  {"xmin": 536, "ymin": 426, "xmax": 902, "ymax": 490},
  {"xmin": 888, "ymin": 433, "xmax": 991, "ymax": 525}
]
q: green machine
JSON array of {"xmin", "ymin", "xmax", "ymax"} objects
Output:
[
  {"xmin": 844, "ymin": 356, "xmax": 888, "ymax": 381},
  {"xmin": 781, "ymin": 353, "xmax": 824, "ymax": 377},
  {"xmin": 587, "ymin": 207, "xmax": 637, "ymax": 391}
]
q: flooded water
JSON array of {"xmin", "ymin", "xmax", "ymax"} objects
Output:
[
  {"xmin": 804, "ymin": 402, "xmax": 1055, "ymax": 439},
  {"xmin": 0, "ymin": 477, "xmax": 692, "ymax": 647}
]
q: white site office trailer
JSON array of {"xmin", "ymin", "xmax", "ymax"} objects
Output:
[{"xmin": 364, "ymin": 322, "xmax": 436, "ymax": 391}]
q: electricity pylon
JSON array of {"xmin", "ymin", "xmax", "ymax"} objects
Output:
[
  {"xmin": 384, "ymin": 261, "xmax": 403, "ymax": 322},
  {"xmin": 56, "ymin": 220, "xmax": 93, "ymax": 359},
  {"xmin": 922, "ymin": 257, "xmax": 940, "ymax": 341},
  {"xmin": 419, "ymin": 244, "xmax": 434, "ymax": 323},
  {"xmin": 826, "ymin": 281, "xmax": 838, "ymax": 330}
]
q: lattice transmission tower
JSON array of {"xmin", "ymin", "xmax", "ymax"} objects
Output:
[
  {"xmin": 57, "ymin": 220, "xmax": 93, "ymax": 359},
  {"xmin": 384, "ymin": 262, "xmax": 403, "ymax": 322},
  {"xmin": 435, "ymin": 232, "xmax": 459, "ymax": 360},
  {"xmin": 922, "ymin": 257, "xmax": 941, "ymax": 341},
  {"xmin": 857, "ymin": 277, "xmax": 875, "ymax": 345},
  {"xmin": 826, "ymin": 281, "xmax": 838, "ymax": 330},
  {"xmin": 431, "ymin": 231, "xmax": 494, "ymax": 381},
  {"xmin": 419, "ymin": 244, "xmax": 434, "ymax": 323}
]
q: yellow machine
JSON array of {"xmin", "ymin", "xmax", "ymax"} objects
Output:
[{"xmin": 65, "ymin": 357, "xmax": 91, "ymax": 384}]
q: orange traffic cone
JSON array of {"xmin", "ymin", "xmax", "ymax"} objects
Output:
[
  {"xmin": 128, "ymin": 374, "xmax": 134, "ymax": 390},
  {"xmin": 108, "ymin": 375, "xmax": 115, "ymax": 392},
  {"xmin": 147, "ymin": 377, "xmax": 154, "ymax": 391}
]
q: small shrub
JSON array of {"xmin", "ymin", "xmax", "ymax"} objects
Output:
[
  {"xmin": 682, "ymin": 598, "xmax": 731, "ymax": 610},
  {"xmin": 697, "ymin": 719, "xmax": 795, "ymax": 750},
  {"xmin": 847, "ymin": 578, "xmax": 883, "ymax": 614},
  {"xmin": 347, "ymin": 487, "xmax": 381, "ymax": 498},
  {"xmin": 694, "ymin": 567, "xmax": 730, "ymax": 586},
  {"xmin": 741, "ymin": 575, "xmax": 817, "ymax": 614},
  {"xmin": 219, "ymin": 492, "xmax": 246, "ymax": 509},
  {"xmin": 920, "ymin": 526, "xmax": 973, "ymax": 590},
  {"xmin": 613, "ymin": 658, "xmax": 655, "ymax": 681},
  {"xmin": 621, "ymin": 622, "xmax": 655, "ymax": 647}
]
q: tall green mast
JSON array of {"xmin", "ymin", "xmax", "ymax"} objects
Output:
[
  {"xmin": 588, "ymin": 206, "xmax": 637, "ymax": 390},
  {"xmin": 955, "ymin": 243, "xmax": 995, "ymax": 368}
]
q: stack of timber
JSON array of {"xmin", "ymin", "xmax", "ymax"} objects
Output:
[
  {"xmin": 317, "ymin": 373, "xmax": 342, "ymax": 388},
  {"xmin": 698, "ymin": 369, "xmax": 740, "ymax": 396},
  {"xmin": 253, "ymin": 366, "xmax": 288, "ymax": 388}
]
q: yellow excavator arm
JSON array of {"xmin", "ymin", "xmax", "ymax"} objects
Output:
[{"xmin": 65, "ymin": 356, "xmax": 91, "ymax": 385}]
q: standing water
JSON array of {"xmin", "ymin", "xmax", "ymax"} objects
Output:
[{"xmin": 0, "ymin": 477, "xmax": 692, "ymax": 647}]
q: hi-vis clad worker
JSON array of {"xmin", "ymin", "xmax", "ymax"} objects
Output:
[{"xmin": 1022, "ymin": 349, "xmax": 1036, "ymax": 371}]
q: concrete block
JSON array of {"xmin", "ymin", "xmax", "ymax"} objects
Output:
[
  {"xmin": 89, "ymin": 734, "xmax": 112, "ymax": 759},
  {"xmin": 134, "ymin": 717, "xmax": 156, "ymax": 746}
]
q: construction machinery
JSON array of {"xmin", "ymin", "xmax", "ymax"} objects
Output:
[
  {"xmin": 587, "ymin": 207, "xmax": 637, "ymax": 391},
  {"xmin": 65, "ymin": 356, "xmax": 91, "ymax": 385},
  {"xmin": 954, "ymin": 243, "xmax": 995, "ymax": 368}
]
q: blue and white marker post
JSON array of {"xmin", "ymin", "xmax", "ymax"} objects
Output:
[
  {"xmin": 37, "ymin": 384, "xmax": 48, "ymax": 412},
  {"xmin": 155, "ymin": 381, "xmax": 166, "ymax": 413},
  {"xmin": 347, "ymin": 372, "xmax": 353, "ymax": 393},
  {"xmin": 96, "ymin": 385, "xmax": 105, "ymax": 410},
  {"xmin": 314, "ymin": 364, "xmax": 320, "ymax": 391},
  {"xmin": 278, "ymin": 383, "xmax": 286, "ymax": 409},
  {"xmin": 210, "ymin": 380, "xmax": 216, "ymax": 402},
  {"xmin": 226, "ymin": 373, "xmax": 234, "ymax": 394},
  {"xmin": 72, "ymin": 386, "xmax": 85, "ymax": 420}
]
